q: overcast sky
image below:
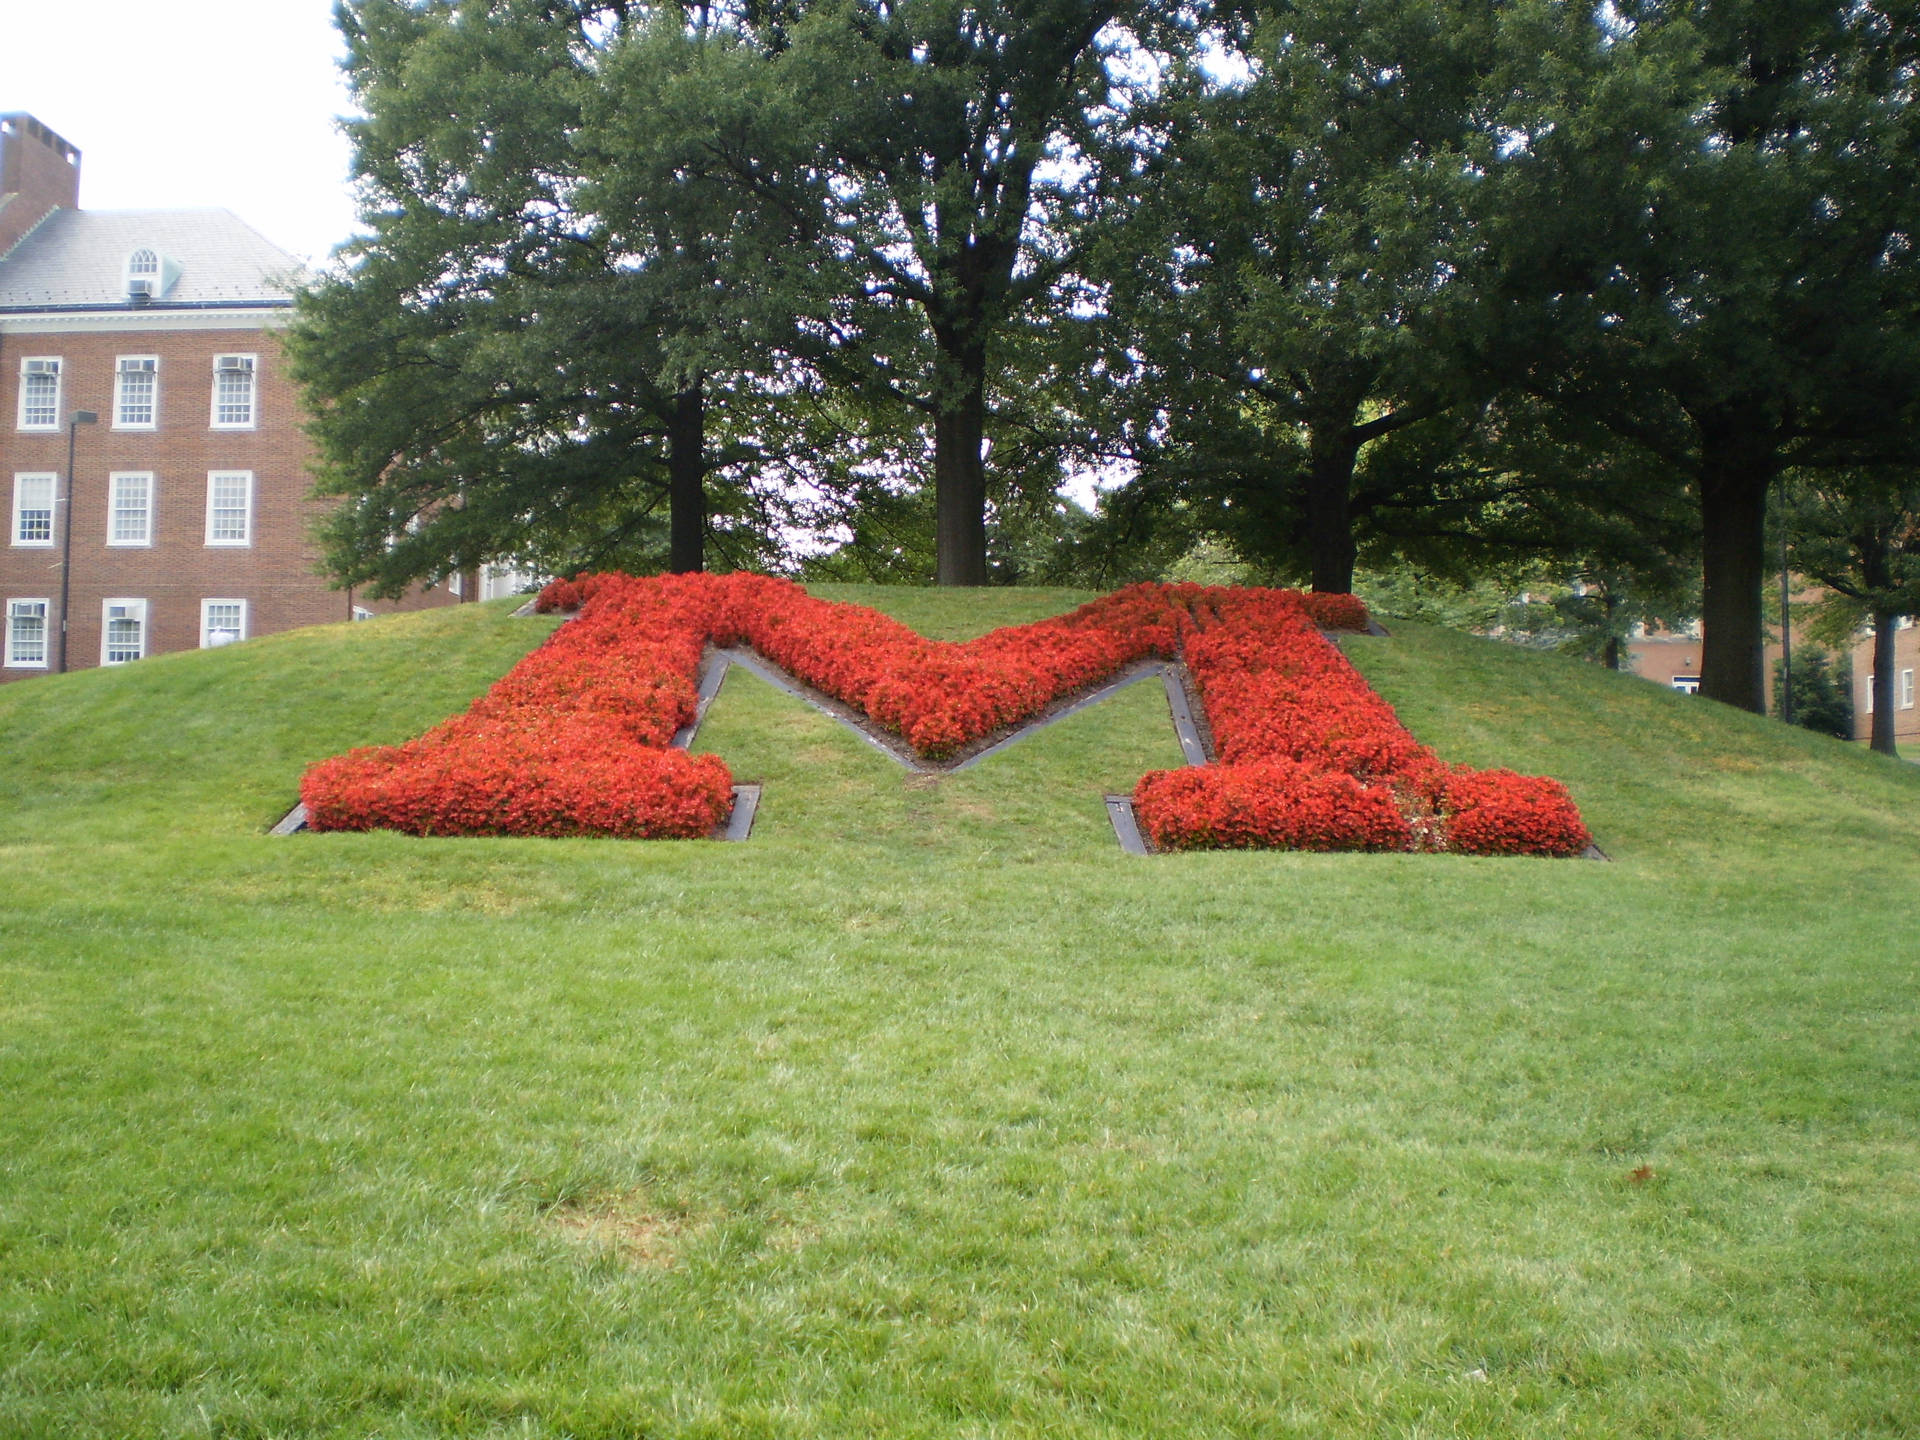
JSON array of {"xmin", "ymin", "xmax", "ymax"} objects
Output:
[{"xmin": 1, "ymin": 1, "xmax": 361, "ymax": 266}]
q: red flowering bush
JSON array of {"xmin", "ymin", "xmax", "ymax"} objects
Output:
[
  {"xmin": 1436, "ymin": 768, "xmax": 1592, "ymax": 857},
  {"xmin": 1131, "ymin": 583, "xmax": 1590, "ymax": 857},
  {"xmin": 306, "ymin": 570, "xmax": 1589, "ymax": 853},
  {"xmin": 1135, "ymin": 760, "xmax": 1412, "ymax": 852}
]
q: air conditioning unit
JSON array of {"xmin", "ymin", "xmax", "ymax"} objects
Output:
[
  {"xmin": 118, "ymin": 357, "xmax": 156, "ymax": 374},
  {"xmin": 107, "ymin": 605, "xmax": 133, "ymax": 621},
  {"xmin": 24, "ymin": 359, "xmax": 58, "ymax": 375},
  {"xmin": 126, "ymin": 278, "xmax": 155, "ymax": 299},
  {"xmin": 215, "ymin": 355, "xmax": 253, "ymax": 373}
]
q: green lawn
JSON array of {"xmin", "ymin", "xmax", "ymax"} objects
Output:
[{"xmin": 1, "ymin": 588, "xmax": 1917, "ymax": 1439}]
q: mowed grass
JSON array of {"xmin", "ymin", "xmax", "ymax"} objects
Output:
[{"xmin": 1, "ymin": 587, "xmax": 1917, "ymax": 1439}]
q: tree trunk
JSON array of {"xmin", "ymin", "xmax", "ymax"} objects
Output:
[
  {"xmin": 1870, "ymin": 613, "xmax": 1898, "ymax": 756},
  {"xmin": 667, "ymin": 381, "xmax": 705, "ymax": 575},
  {"xmin": 1696, "ymin": 438, "xmax": 1776, "ymax": 712},
  {"xmin": 932, "ymin": 342, "xmax": 989, "ymax": 587},
  {"xmin": 1304, "ymin": 423, "xmax": 1361, "ymax": 594}
]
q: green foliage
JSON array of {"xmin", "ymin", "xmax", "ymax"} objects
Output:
[
  {"xmin": 1476, "ymin": 0, "xmax": 1920, "ymax": 707},
  {"xmin": 291, "ymin": 1, "xmax": 815, "ymax": 593},
  {"xmin": 1775, "ymin": 646, "xmax": 1855, "ymax": 740}
]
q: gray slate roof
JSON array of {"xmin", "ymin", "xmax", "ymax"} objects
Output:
[{"xmin": 0, "ymin": 208, "xmax": 306, "ymax": 310}]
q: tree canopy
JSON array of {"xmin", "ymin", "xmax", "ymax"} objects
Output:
[{"xmin": 293, "ymin": 0, "xmax": 1920, "ymax": 720}]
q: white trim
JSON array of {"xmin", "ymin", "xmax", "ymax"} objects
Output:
[
  {"xmin": 16, "ymin": 355, "xmax": 61, "ymax": 431},
  {"xmin": 11, "ymin": 472, "xmax": 56, "ymax": 547},
  {"xmin": 204, "ymin": 471, "xmax": 253, "ymax": 546},
  {"xmin": 1903, "ymin": 669, "xmax": 1915, "ymax": 710},
  {"xmin": 100, "ymin": 598, "xmax": 149, "ymax": 665},
  {"xmin": 106, "ymin": 472, "xmax": 155, "ymax": 547},
  {"xmin": 4, "ymin": 598, "xmax": 50, "ymax": 669},
  {"xmin": 113, "ymin": 355, "xmax": 160, "ymax": 430},
  {"xmin": 210, "ymin": 353, "xmax": 257, "ymax": 429},
  {"xmin": 0, "ymin": 308, "xmax": 288, "ymax": 336},
  {"xmin": 200, "ymin": 598, "xmax": 248, "ymax": 649}
]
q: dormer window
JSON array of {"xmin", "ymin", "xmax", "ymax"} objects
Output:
[{"xmin": 125, "ymin": 248, "xmax": 171, "ymax": 302}]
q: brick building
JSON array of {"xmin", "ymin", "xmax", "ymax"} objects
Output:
[
  {"xmin": 1, "ymin": 112, "xmax": 487, "ymax": 683},
  {"xmin": 1627, "ymin": 614, "xmax": 1920, "ymax": 749}
]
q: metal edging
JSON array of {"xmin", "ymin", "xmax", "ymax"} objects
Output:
[
  {"xmin": 950, "ymin": 664, "xmax": 1165, "ymax": 772},
  {"xmin": 1104, "ymin": 793, "xmax": 1150, "ymax": 855},
  {"xmin": 718, "ymin": 784, "xmax": 761, "ymax": 842},
  {"xmin": 672, "ymin": 651, "xmax": 733, "ymax": 750}
]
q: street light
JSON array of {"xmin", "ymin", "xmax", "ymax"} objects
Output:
[{"xmin": 55, "ymin": 408, "xmax": 98, "ymax": 675}]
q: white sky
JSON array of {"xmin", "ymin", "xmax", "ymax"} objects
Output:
[{"xmin": 0, "ymin": 2, "xmax": 361, "ymax": 266}]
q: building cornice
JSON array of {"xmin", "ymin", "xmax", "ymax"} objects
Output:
[{"xmin": 0, "ymin": 305, "xmax": 291, "ymax": 336}]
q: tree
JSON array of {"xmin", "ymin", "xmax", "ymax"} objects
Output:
[
  {"xmin": 753, "ymin": 0, "xmax": 1193, "ymax": 585},
  {"xmin": 1780, "ymin": 469, "xmax": 1920, "ymax": 755},
  {"xmin": 290, "ymin": 0, "xmax": 810, "ymax": 594},
  {"xmin": 1772, "ymin": 645, "xmax": 1854, "ymax": 740},
  {"xmin": 1092, "ymin": 0, "xmax": 1528, "ymax": 594},
  {"xmin": 1482, "ymin": 0, "xmax": 1920, "ymax": 712}
]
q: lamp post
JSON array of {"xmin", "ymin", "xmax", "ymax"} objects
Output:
[
  {"xmin": 1779, "ymin": 528, "xmax": 1794, "ymax": 727},
  {"xmin": 55, "ymin": 408, "xmax": 98, "ymax": 675}
]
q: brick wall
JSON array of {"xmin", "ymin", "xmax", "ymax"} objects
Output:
[
  {"xmin": 0, "ymin": 115, "xmax": 81, "ymax": 257},
  {"xmin": 0, "ymin": 319, "xmax": 461, "ymax": 680}
]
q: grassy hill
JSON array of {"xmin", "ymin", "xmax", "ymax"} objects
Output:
[{"xmin": 1, "ymin": 587, "xmax": 1916, "ymax": 1439}]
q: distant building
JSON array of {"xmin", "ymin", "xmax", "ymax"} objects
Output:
[
  {"xmin": 0, "ymin": 112, "xmax": 516, "ymax": 683},
  {"xmin": 1626, "ymin": 611, "xmax": 1920, "ymax": 749}
]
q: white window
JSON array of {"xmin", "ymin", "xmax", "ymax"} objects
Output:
[
  {"xmin": 1904, "ymin": 669, "xmax": 1915, "ymax": 709},
  {"xmin": 200, "ymin": 598, "xmax": 247, "ymax": 648},
  {"xmin": 17, "ymin": 357, "xmax": 60, "ymax": 430},
  {"xmin": 1671, "ymin": 676, "xmax": 1701, "ymax": 694},
  {"xmin": 1866, "ymin": 675, "xmax": 1875, "ymax": 713},
  {"xmin": 114, "ymin": 356, "xmax": 158, "ymax": 428},
  {"xmin": 126, "ymin": 247, "xmax": 160, "ymax": 286},
  {"xmin": 100, "ymin": 599, "xmax": 148, "ymax": 665},
  {"xmin": 205, "ymin": 471, "xmax": 252, "ymax": 545},
  {"xmin": 4, "ymin": 599, "xmax": 49, "ymax": 668},
  {"xmin": 210, "ymin": 354, "xmax": 256, "ymax": 428},
  {"xmin": 12, "ymin": 473, "xmax": 55, "ymax": 546},
  {"xmin": 107, "ymin": 472, "xmax": 154, "ymax": 546}
]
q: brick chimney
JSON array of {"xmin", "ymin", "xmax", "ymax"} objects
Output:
[{"xmin": 0, "ymin": 113, "xmax": 82, "ymax": 258}]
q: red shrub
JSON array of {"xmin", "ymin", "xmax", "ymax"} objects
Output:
[
  {"xmin": 1135, "ymin": 761, "xmax": 1413, "ymax": 852},
  {"xmin": 1437, "ymin": 768, "xmax": 1592, "ymax": 857}
]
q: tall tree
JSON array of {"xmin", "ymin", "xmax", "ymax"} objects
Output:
[
  {"xmin": 1483, "ymin": 0, "xmax": 1920, "ymax": 712},
  {"xmin": 754, "ymin": 0, "xmax": 1190, "ymax": 585},
  {"xmin": 1096, "ymin": 0, "xmax": 1521, "ymax": 594},
  {"xmin": 291, "ymin": 0, "xmax": 808, "ymax": 593}
]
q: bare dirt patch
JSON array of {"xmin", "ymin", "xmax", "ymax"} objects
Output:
[{"xmin": 547, "ymin": 1195, "xmax": 710, "ymax": 1269}]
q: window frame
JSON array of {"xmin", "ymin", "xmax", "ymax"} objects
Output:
[
  {"xmin": 16, "ymin": 357, "xmax": 61, "ymax": 431},
  {"xmin": 4, "ymin": 598, "xmax": 50, "ymax": 669},
  {"xmin": 1903, "ymin": 669, "xmax": 1915, "ymax": 710},
  {"xmin": 204, "ymin": 470, "xmax": 253, "ymax": 547},
  {"xmin": 11, "ymin": 473, "xmax": 56, "ymax": 548},
  {"xmin": 99, "ymin": 598, "xmax": 149, "ymax": 666},
  {"xmin": 200, "ymin": 598, "xmax": 248, "ymax": 649},
  {"xmin": 113, "ymin": 355, "xmax": 160, "ymax": 430},
  {"xmin": 209, "ymin": 353, "xmax": 258, "ymax": 430},
  {"xmin": 106, "ymin": 471, "xmax": 155, "ymax": 548}
]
